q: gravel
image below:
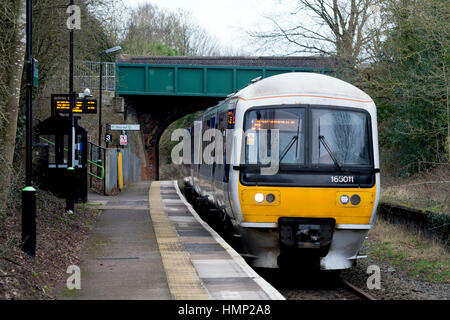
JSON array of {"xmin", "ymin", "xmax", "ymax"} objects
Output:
[{"xmin": 341, "ymin": 245, "xmax": 450, "ymax": 300}]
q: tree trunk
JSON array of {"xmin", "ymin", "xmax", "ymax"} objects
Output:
[{"xmin": 0, "ymin": 0, "xmax": 26, "ymax": 213}]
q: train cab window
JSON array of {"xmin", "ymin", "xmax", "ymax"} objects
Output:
[
  {"xmin": 244, "ymin": 107, "xmax": 305, "ymax": 165},
  {"xmin": 311, "ymin": 109, "xmax": 371, "ymax": 167}
]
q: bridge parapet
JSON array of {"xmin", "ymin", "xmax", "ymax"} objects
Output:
[{"xmin": 116, "ymin": 56, "xmax": 335, "ymax": 97}]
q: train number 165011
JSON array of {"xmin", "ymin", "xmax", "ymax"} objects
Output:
[{"xmin": 331, "ymin": 176, "xmax": 354, "ymax": 183}]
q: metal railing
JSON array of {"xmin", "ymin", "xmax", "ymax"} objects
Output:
[
  {"xmin": 76, "ymin": 61, "xmax": 116, "ymax": 91},
  {"xmin": 47, "ymin": 60, "xmax": 116, "ymax": 92},
  {"xmin": 88, "ymin": 141, "xmax": 106, "ymax": 195},
  {"xmin": 87, "ymin": 159, "xmax": 105, "ymax": 180}
]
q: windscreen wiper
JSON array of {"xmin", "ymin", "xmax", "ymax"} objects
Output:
[
  {"xmin": 280, "ymin": 114, "xmax": 301, "ymax": 163},
  {"xmin": 280, "ymin": 135, "xmax": 298, "ymax": 162},
  {"xmin": 319, "ymin": 135, "xmax": 342, "ymax": 171}
]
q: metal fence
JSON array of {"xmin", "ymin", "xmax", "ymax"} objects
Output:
[
  {"xmin": 48, "ymin": 61, "xmax": 116, "ymax": 92},
  {"xmin": 105, "ymin": 148, "xmax": 141, "ymax": 194},
  {"xmin": 76, "ymin": 61, "xmax": 116, "ymax": 91},
  {"xmin": 121, "ymin": 148, "xmax": 141, "ymax": 186}
]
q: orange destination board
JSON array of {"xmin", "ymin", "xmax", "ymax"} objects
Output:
[{"xmin": 55, "ymin": 99, "xmax": 97, "ymax": 114}]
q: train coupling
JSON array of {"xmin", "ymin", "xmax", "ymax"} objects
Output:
[
  {"xmin": 296, "ymin": 224, "xmax": 321, "ymax": 248},
  {"xmin": 279, "ymin": 218, "xmax": 336, "ymax": 256}
]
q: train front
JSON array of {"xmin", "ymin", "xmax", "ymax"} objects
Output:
[{"xmin": 231, "ymin": 73, "xmax": 380, "ymax": 270}]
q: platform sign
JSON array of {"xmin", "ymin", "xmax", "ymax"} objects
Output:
[
  {"xmin": 32, "ymin": 58, "xmax": 39, "ymax": 88},
  {"xmin": 55, "ymin": 99, "xmax": 97, "ymax": 114},
  {"xmin": 110, "ymin": 124, "xmax": 140, "ymax": 131},
  {"xmin": 105, "ymin": 134, "xmax": 112, "ymax": 144},
  {"xmin": 120, "ymin": 135, "xmax": 127, "ymax": 146}
]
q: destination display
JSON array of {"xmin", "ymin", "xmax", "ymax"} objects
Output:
[
  {"xmin": 250, "ymin": 118, "xmax": 301, "ymax": 131},
  {"xmin": 55, "ymin": 99, "xmax": 97, "ymax": 114}
]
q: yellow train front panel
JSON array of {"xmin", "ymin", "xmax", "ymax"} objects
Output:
[{"xmin": 238, "ymin": 182, "xmax": 376, "ymax": 225}]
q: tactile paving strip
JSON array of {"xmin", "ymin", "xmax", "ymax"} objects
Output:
[{"xmin": 149, "ymin": 181, "xmax": 210, "ymax": 300}]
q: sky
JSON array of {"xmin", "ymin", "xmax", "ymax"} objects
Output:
[{"xmin": 124, "ymin": 0, "xmax": 299, "ymax": 55}]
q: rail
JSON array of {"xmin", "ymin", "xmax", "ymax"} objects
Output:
[
  {"xmin": 340, "ymin": 278, "xmax": 376, "ymax": 300},
  {"xmin": 87, "ymin": 159, "xmax": 105, "ymax": 180}
]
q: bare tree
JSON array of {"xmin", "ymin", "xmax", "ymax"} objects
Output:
[
  {"xmin": 121, "ymin": 3, "xmax": 184, "ymax": 56},
  {"xmin": 121, "ymin": 3, "xmax": 227, "ymax": 57},
  {"xmin": 86, "ymin": 0, "xmax": 128, "ymax": 45},
  {"xmin": 249, "ymin": 0, "xmax": 379, "ymax": 68},
  {"xmin": 176, "ymin": 10, "xmax": 222, "ymax": 56},
  {"xmin": 0, "ymin": 0, "xmax": 26, "ymax": 213}
]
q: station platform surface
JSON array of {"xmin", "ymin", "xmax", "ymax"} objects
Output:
[{"xmin": 62, "ymin": 180, "xmax": 284, "ymax": 300}]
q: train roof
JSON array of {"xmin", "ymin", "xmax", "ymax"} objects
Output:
[
  {"xmin": 197, "ymin": 72, "xmax": 374, "ymax": 121},
  {"xmin": 236, "ymin": 72, "xmax": 373, "ymax": 103}
]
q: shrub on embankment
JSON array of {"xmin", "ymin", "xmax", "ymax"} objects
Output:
[{"xmin": 378, "ymin": 203, "xmax": 450, "ymax": 249}]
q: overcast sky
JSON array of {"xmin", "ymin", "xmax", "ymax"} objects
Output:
[{"xmin": 124, "ymin": 0, "xmax": 299, "ymax": 55}]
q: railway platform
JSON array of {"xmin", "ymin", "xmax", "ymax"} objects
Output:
[{"xmin": 61, "ymin": 180, "xmax": 284, "ymax": 300}]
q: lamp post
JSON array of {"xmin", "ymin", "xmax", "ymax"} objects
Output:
[
  {"xmin": 22, "ymin": 0, "xmax": 36, "ymax": 256},
  {"xmin": 66, "ymin": 0, "xmax": 76, "ymax": 214},
  {"xmin": 99, "ymin": 46, "xmax": 121, "ymax": 147}
]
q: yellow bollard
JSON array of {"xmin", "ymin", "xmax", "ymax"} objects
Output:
[{"xmin": 117, "ymin": 151, "xmax": 123, "ymax": 190}]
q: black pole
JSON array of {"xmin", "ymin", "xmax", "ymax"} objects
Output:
[
  {"xmin": 89, "ymin": 143, "xmax": 92, "ymax": 188},
  {"xmin": 22, "ymin": 0, "xmax": 36, "ymax": 257},
  {"xmin": 99, "ymin": 55, "xmax": 103, "ymax": 147},
  {"xmin": 66, "ymin": 0, "xmax": 75, "ymax": 213},
  {"xmin": 25, "ymin": 1, "xmax": 32, "ymax": 187},
  {"xmin": 103, "ymin": 148, "xmax": 106, "ymax": 196}
]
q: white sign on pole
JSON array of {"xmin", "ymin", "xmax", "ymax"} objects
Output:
[
  {"xmin": 120, "ymin": 135, "xmax": 127, "ymax": 146},
  {"xmin": 110, "ymin": 124, "xmax": 140, "ymax": 131}
]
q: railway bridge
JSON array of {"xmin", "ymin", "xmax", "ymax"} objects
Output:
[{"xmin": 115, "ymin": 56, "xmax": 335, "ymax": 180}]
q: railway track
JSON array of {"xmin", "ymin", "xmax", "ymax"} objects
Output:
[
  {"xmin": 340, "ymin": 278, "xmax": 376, "ymax": 300},
  {"xmin": 252, "ymin": 268, "xmax": 376, "ymax": 301}
]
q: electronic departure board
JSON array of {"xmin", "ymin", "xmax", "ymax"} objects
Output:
[{"xmin": 55, "ymin": 99, "xmax": 97, "ymax": 114}]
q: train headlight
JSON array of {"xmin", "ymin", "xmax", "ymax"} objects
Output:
[
  {"xmin": 340, "ymin": 195, "xmax": 350, "ymax": 205},
  {"xmin": 266, "ymin": 193, "xmax": 275, "ymax": 203},
  {"xmin": 254, "ymin": 193, "xmax": 265, "ymax": 203},
  {"xmin": 351, "ymin": 194, "xmax": 361, "ymax": 205}
]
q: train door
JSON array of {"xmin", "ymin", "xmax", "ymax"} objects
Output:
[
  {"xmin": 213, "ymin": 109, "xmax": 228, "ymax": 209},
  {"xmin": 210, "ymin": 113, "xmax": 218, "ymax": 188},
  {"xmin": 193, "ymin": 120, "xmax": 202, "ymax": 193},
  {"xmin": 224, "ymin": 105, "xmax": 236, "ymax": 218},
  {"xmin": 198, "ymin": 116, "xmax": 210, "ymax": 196},
  {"xmin": 201, "ymin": 116, "xmax": 214, "ymax": 197},
  {"xmin": 189, "ymin": 124, "xmax": 194, "ymax": 185}
]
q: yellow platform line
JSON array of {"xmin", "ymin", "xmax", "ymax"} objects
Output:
[{"xmin": 149, "ymin": 181, "xmax": 210, "ymax": 300}]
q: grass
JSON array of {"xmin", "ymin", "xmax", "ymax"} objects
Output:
[
  {"xmin": 366, "ymin": 219, "xmax": 450, "ymax": 283},
  {"xmin": 62, "ymin": 287, "xmax": 79, "ymax": 298},
  {"xmin": 381, "ymin": 193, "xmax": 448, "ymax": 215},
  {"xmin": 380, "ymin": 165, "xmax": 450, "ymax": 215}
]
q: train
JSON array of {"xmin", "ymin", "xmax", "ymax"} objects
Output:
[{"xmin": 179, "ymin": 72, "xmax": 380, "ymax": 270}]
